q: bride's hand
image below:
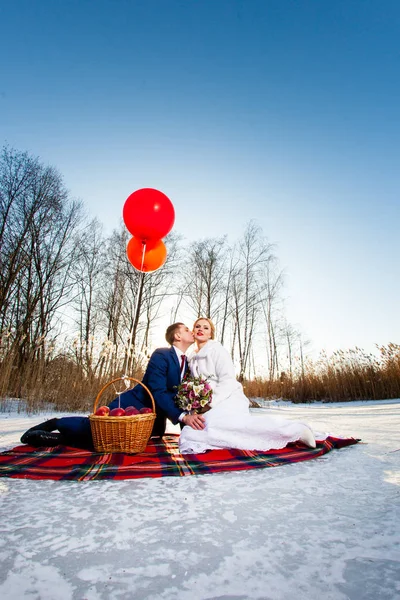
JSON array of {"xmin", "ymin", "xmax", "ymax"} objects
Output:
[{"xmin": 183, "ymin": 413, "xmax": 206, "ymax": 430}]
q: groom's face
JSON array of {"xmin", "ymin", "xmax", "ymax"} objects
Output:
[{"xmin": 176, "ymin": 325, "xmax": 194, "ymax": 345}]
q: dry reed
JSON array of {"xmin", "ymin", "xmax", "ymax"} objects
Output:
[
  {"xmin": 244, "ymin": 344, "xmax": 400, "ymax": 402},
  {"xmin": 0, "ymin": 334, "xmax": 146, "ymax": 413}
]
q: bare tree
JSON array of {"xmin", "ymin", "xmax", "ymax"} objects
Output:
[
  {"xmin": 232, "ymin": 221, "xmax": 276, "ymax": 380},
  {"xmin": 181, "ymin": 236, "xmax": 230, "ymax": 322},
  {"xmin": 282, "ymin": 321, "xmax": 300, "ymax": 379},
  {"xmin": 71, "ymin": 218, "xmax": 106, "ymax": 378},
  {"xmin": 122, "ymin": 232, "xmax": 182, "ymax": 373},
  {"xmin": 259, "ymin": 259, "xmax": 284, "ymax": 379},
  {"xmin": 95, "ymin": 226, "xmax": 181, "ymax": 376},
  {"xmin": 139, "ymin": 232, "xmax": 181, "ymax": 351},
  {"xmin": 0, "ymin": 146, "xmax": 82, "ymax": 367},
  {"xmin": 0, "ymin": 146, "xmax": 43, "ymax": 330},
  {"xmin": 96, "ymin": 227, "xmax": 131, "ymax": 375},
  {"xmin": 217, "ymin": 247, "xmax": 236, "ymax": 345}
]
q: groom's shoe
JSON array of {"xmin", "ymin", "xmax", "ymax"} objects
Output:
[
  {"xmin": 300, "ymin": 427, "xmax": 316, "ymax": 449},
  {"xmin": 20, "ymin": 418, "xmax": 58, "ymax": 444},
  {"xmin": 20, "ymin": 430, "xmax": 66, "ymax": 448}
]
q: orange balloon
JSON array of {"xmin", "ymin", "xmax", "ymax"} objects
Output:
[{"xmin": 126, "ymin": 237, "xmax": 167, "ymax": 273}]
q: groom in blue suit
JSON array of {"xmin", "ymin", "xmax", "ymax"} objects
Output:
[
  {"xmin": 107, "ymin": 322, "xmax": 205, "ymax": 435},
  {"xmin": 20, "ymin": 322, "xmax": 206, "ymax": 447}
]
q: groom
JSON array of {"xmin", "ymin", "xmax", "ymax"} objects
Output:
[
  {"xmin": 108, "ymin": 322, "xmax": 206, "ymax": 435},
  {"xmin": 20, "ymin": 322, "xmax": 205, "ymax": 448}
]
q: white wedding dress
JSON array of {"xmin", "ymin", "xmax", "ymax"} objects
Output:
[{"xmin": 179, "ymin": 340, "xmax": 322, "ymax": 454}]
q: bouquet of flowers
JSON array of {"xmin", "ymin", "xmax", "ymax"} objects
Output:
[{"xmin": 175, "ymin": 373, "xmax": 213, "ymax": 414}]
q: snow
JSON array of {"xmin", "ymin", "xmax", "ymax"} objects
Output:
[{"xmin": 0, "ymin": 400, "xmax": 399, "ymax": 600}]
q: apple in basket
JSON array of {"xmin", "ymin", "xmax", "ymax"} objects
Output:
[
  {"xmin": 125, "ymin": 406, "xmax": 140, "ymax": 415},
  {"xmin": 140, "ymin": 407, "xmax": 153, "ymax": 414},
  {"xmin": 109, "ymin": 407, "xmax": 126, "ymax": 417},
  {"xmin": 95, "ymin": 406, "xmax": 110, "ymax": 416}
]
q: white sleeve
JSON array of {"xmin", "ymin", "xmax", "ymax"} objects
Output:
[{"xmin": 212, "ymin": 343, "xmax": 236, "ymax": 385}]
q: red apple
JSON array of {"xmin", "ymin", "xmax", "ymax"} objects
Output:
[
  {"xmin": 125, "ymin": 406, "xmax": 140, "ymax": 415},
  {"xmin": 95, "ymin": 406, "xmax": 110, "ymax": 416},
  {"xmin": 109, "ymin": 407, "xmax": 126, "ymax": 417},
  {"xmin": 140, "ymin": 407, "xmax": 153, "ymax": 414}
]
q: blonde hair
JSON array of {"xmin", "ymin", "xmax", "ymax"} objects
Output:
[{"xmin": 193, "ymin": 317, "xmax": 215, "ymax": 340}]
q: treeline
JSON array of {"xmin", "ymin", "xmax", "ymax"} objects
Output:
[
  {"xmin": 0, "ymin": 146, "xmax": 294, "ymax": 409},
  {"xmin": 1, "ymin": 146, "xmax": 399, "ymax": 411}
]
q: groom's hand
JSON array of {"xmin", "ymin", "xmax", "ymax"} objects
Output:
[{"xmin": 183, "ymin": 413, "xmax": 206, "ymax": 430}]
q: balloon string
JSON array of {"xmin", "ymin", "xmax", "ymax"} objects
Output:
[
  {"xmin": 113, "ymin": 376, "xmax": 131, "ymax": 409},
  {"xmin": 140, "ymin": 241, "xmax": 146, "ymax": 272},
  {"xmin": 125, "ymin": 242, "xmax": 146, "ymax": 374}
]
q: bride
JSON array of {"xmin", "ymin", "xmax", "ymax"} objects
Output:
[{"xmin": 179, "ymin": 318, "xmax": 321, "ymax": 454}]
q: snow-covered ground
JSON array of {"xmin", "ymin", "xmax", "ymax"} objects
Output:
[{"xmin": 0, "ymin": 400, "xmax": 399, "ymax": 600}]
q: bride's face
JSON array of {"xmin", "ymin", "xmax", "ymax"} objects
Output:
[{"xmin": 193, "ymin": 319, "xmax": 212, "ymax": 343}]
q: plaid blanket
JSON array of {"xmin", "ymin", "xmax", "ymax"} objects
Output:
[{"xmin": 0, "ymin": 435, "xmax": 359, "ymax": 481}]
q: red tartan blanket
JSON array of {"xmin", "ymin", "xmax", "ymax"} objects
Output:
[{"xmin": 0, "ymin": 435, "xmax": 359, "ymax": 481}]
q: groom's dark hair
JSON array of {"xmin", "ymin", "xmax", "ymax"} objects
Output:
[{"xmin": 165, "ymin": 322, "xmax": 185, "ymax": 345}]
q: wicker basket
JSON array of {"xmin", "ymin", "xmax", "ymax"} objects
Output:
[{"xmin": 89, "ymin": 376, "xmax": 156, "ymax": 454}]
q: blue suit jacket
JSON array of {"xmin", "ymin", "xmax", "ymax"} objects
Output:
[{"xmin": 109, "ymin": 346, "xmax": 185, "ymax": 424}]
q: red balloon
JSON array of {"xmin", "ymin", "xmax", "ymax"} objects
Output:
[
  {"xmin": 126, "ymin": 237, "xmax": 167, "ymax": 273},
  {"xmin": 123, "ymin": 188, "xmax": 175, "ymax": 241}
]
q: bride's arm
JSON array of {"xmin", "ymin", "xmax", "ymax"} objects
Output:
[{"xmin": 211, "ymin": 343, "xmax": 237, "ymax": 386}]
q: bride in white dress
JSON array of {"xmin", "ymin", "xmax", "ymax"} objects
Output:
[{"xmin": 179, "ymin": 318, "xmax": 319, "ymax": 454}]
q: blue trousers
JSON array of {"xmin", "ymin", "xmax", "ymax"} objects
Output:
[
  {"xmin": 55, "ymin": 392, "xmax": 150, "ymax": 448},
  {"xmin": 56, "ymin": 416, "xmax": 94, "ymax": 449}
]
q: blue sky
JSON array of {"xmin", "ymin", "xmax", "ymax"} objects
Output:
[{"xmin": 1, "ymin": 0, "xmax": 399, "ymax": 356}]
